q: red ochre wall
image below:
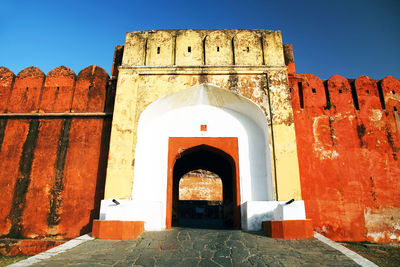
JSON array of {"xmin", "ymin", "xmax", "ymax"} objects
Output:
[
  {"xmin": 179, "ymin": 170, "xmax": 223, "ymax": 201},
  {"xmin": 1, "ymin": 60, "xmax": 399, "ymax": 246},
  {"xmin": 0, "ymin": 65, "xmax": 112, "ymax": 255},
  {"xmin": 289, "ymin": 73, "xmax": 400, "ymax": 243}
]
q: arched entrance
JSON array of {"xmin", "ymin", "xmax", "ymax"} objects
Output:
[
  {"xmin": 177, "ymin": 169, "xmax": 223, "ymax": 228},
  {"xmin": 173, "ymin": 146, "xmax": 233, "ymax": 228},
  {"xmin": 129, "ymin": 84, "xmax": 273, "ymax": 230},
  {"xmin": 167, "ymin": 137, "xmax": 240, "ymax": 229}
]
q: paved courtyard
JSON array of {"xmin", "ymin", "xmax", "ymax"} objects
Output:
[{"xmin": 25, "ymin": 228, "xmax": 359, "ymax": 266}]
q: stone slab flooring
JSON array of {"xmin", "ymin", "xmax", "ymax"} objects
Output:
[{"xmin": 30, "ymin": 228, "xmax": 358, "ymax": 266}]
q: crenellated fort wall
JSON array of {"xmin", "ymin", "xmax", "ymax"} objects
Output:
[
  {"xmin": 289, "ymin": 73, "xmax": 400, "ymax": 242},
  {"xmin": 0, "ymin": 65, "xmax": 114, "ymax": 255},
  {"xmin": 0, "ymin": 29, "xmax": 399, "ymax": 255},
  {"xmin": 105, "ymin": 29, "xmax": 301, "ymax": 204},
  {"xmin": 120, "ymin": 29, "xmax": 284, "ymax": 67}
]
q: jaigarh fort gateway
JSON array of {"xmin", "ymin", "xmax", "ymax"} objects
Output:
[{"xmin": 0, "ymin": 29, "xmax": 399, "ymax": 255}]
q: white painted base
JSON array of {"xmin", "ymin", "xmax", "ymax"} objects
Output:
[
  {"xmin": 241, "ymin": 200, "xmax": 307, "ymax": 231},
  {"xmin": 99, "ymin": 199, "xmax": 307, "ymax": 232},
  {"xmin": 99, "ymin": 199, "xmax": 164, "ymax": 230}
]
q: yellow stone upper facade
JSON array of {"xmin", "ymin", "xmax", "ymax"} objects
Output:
[
  {"xmin": 122, "ymin": 29, "xmax": 285, "ymax": 67},
  {"xmin": 105, "ymin": 29, "xmax": 302, "ymax": 202}
]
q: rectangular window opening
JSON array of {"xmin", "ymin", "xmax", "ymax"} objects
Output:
[
  {"xmin": 323, "ymin": 80, "xmax": 332, "ymax": 110},
  {"xmin": 188, "ymin": 46, "xmax": 191, "ymax": 53},
  {"xmin": 393, "ymin": 106, "xmax": 400, "ymax": 138},
  {"xmin": 298, "ymin": 82, "xmax": 304, "ymax": 109},
  {"xmin": 157, "ymin": 47, "xmax": 160, "ymax": 54},
  {"xmin": 377, "ymin": 81, "xmax": 386, "ymax": 110},
  {"xmin": 350, "ymin": 81, "xmax": 360, "ymax": 110}
]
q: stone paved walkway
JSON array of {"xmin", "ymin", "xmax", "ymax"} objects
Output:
[{"xmin": 29, "ymin": 228, "xmax": 358, "ymax": 266}]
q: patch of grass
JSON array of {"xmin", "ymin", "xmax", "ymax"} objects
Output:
[
  {"xmin": 0, "ymin": 255, "xmax": 29, "ymax": 266},
  {"xmin": 339, "ymin": 241, "xmax": 400, "ymax": 267}
]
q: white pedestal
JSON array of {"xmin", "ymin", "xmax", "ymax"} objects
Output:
[
  {"xmin": 241, "ymin": 200, "xmax": 307, "ymax": 231},
  {"xmin": 99, "ymin": 199, "xmax": 164, "ymax": 230}
]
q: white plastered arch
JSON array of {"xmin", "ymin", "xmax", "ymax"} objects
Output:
[{"xmin": 132, "ymin": 84, "xmax": 273, "ymax": 230}]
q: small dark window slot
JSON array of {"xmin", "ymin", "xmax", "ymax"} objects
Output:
[
  {"xmin": 339, "ymin": 89, "xmax": 343, "ymax": 94},
  {"xmin": 394, "ymin": 106, "xmax": 398, "ymax": 112},
  {"xmin": 56, "ymin": 86, "xmax": 60, "ymax": 90},
  {"xmin": 157, "ymin": 47, "xmax": 160, "ymax": 54},
  {"xmin": 298, "ymin": 82, "xmax": 304, "ymax": 109},
  {"xmin": 246, "ymin": 47, "xmax": 250, "ymax": 52},
  {"xmin": 217, "ymin": 46, "xmax": 220, "ymax": 52},
  {"xmin": 350, "ymin": 81, "xmax": 360, "ymax": 110},
  {"xmin": 26, "ymin": 87, "xmax": 29, "ymax": 90},
  {"xmin": 312, "ymin": 88, "xmax": 316, "ymax": 94},
  {"xmin": 89, "ymin": 86, "xmax": 92, "ymax": 92},
  {"xmin": 188, "ymin": 46, "xmax": 191, "ymax": 53},
  {"xmin": 392, "ymin": 90, "xmax": 396, "ymax": 95},
  {"xmin": 377, "ymin": 81, "xmax": 386, "ymax": 110},
  {"xmin": 323, "ymin": 80, "xmax": 332, "ymax": 110},
  {"xmin": 366, "ymin": 90, "xmax": 369, "ymax": 94}
]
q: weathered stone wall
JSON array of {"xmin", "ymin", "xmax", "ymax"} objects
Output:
[
  {"xmin": 289, "ymin": 73, "xmax": 400, "ymax": 243},
  {"xmin": 2, "ymin": 28, "xmax": 397, "ymax": 244},
  {"xmin": 179, "ymin": 170, "xmax": 222, "ymax": 201},
  {"xmin": 0, "ymin": 65, "xmax": 113, "ymax": 255},
  {"xmin": 105, "ymin": 29, "xmax": 302, "ymax": 203},
  {"xmin": 121, "ymin": 30, "xmax": 285, "ymax": 67}
]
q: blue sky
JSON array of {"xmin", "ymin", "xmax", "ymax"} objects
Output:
[{"xmin": 1, "ymin": 0, "xmax": 399, "ymax": 79}]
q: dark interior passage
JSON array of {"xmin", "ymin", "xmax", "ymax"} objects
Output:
[{"xmin": 172, "ymin": 145, "xmax": 236, "ymax": 229}]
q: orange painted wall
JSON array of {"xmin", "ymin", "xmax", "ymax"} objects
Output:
[
  {"xmin": 1, "ymin": 59, "xmax": 400, "ymax": 245},
  {"xmin": 179, "ymin": 170, "xmax": 223, "ymax": 201},
  {"xmin": 290, "ymin": 73, "xmax": 400, "ymax": 242},
  {"xmin": 0, "ymin": 67, "xmax": 14, "ymax": 112},
  {"xmin": 58, "ymin": 66, "xmax": 110, "ymax": 238},
  {"xmin": 0, "ymin": 65, "xmax": 112, "ymax": 248}
]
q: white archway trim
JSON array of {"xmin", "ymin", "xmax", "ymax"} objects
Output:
[{"xmin": 131, "ymin": 84, "xmax": 273, "ymax": 230}]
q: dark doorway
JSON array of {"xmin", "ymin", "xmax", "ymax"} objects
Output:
[
  {"xmin": 172, "ymin": 145, "xmax": 236, "ymax": 229},
  {"xmin": 178, "ymin": 169, "xmax": 223, "ymax": 228}
]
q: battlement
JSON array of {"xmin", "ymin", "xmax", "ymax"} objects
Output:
[
  {"xmin": 0, "ymin": 65, "xmax": 113, "ymax": 114},
  {"xmin": 290, "ymin": 74, "xmax": 400, "ymax": 112},
  {"xmin": 1, "ymin": 29, "xmax": 399, "ymax": 247},
  {"xmin": 120, "ymin": 29, "xmax": 285, "ymax": 67},
  {"xmin": 0, "ymin": 65, "xmax": 113, "ymax": 247}
]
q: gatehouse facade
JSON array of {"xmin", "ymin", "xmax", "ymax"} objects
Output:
[
  {"xmin": 95, "ymin": 30, "xmax": 308, "ymax": 236},
  {"xmin": 1, "ymin": 29, "xmax": 399, "ymax": 255}
]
